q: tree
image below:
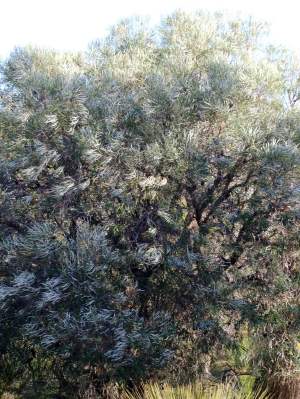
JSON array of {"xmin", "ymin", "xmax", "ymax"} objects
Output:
[{"xmin": 0, "ymin": 11, "xmax": 299, "ymax": 398}]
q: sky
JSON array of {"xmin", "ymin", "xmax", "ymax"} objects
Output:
[{"xmin": 1, "ymin": 0, "xmax": 300, "ymax": 58}]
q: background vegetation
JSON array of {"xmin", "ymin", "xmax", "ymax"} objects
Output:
[{"xmin": 0, "ymin": 11, "xmax": 299, "ymax": 398}]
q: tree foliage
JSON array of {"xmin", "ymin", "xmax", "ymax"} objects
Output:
[{"xmin": 0, "ymin": 11, "xmax": 299, "ymax": 398}]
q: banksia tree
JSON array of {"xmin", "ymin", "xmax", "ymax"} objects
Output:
[{"xmin": 0, "ymin": 11, "xmax": 299, "ymax": 398}]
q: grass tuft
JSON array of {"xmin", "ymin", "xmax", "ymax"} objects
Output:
[{"xmin": 122, "ymin": 380, "xmax": 271, "ymax": 399}]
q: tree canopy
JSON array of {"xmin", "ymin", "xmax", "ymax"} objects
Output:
[{"xmin": 0, "ymin": 11, "xmax": 299, "ymax": 398}]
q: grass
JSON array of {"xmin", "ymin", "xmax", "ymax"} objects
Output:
[{"xmin": 122, "ymin": 380, "xmax": 271, "ymax": 399}]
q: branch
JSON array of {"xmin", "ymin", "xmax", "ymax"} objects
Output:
[
  {"xmin": 188, "ymin": 156, "xmax": 249, "ymax": 226},
  {"xmin": 202, "ymin": 170, "xmax": 254, "ymax": 224}
]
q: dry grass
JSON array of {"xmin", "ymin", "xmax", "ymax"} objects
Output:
[{"xmin": 122, "ymin": 381, "xmax": 270, "ymax": 399}]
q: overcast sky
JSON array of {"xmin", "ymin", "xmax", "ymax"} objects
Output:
[{"xmin": 1, "ymin": 0, "xmax": 300, "ymax": 58}]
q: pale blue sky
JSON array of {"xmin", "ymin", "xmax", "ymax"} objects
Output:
[{"xmin": 1, "ymin": 0, "xmax": 300, "ymax": 58}]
